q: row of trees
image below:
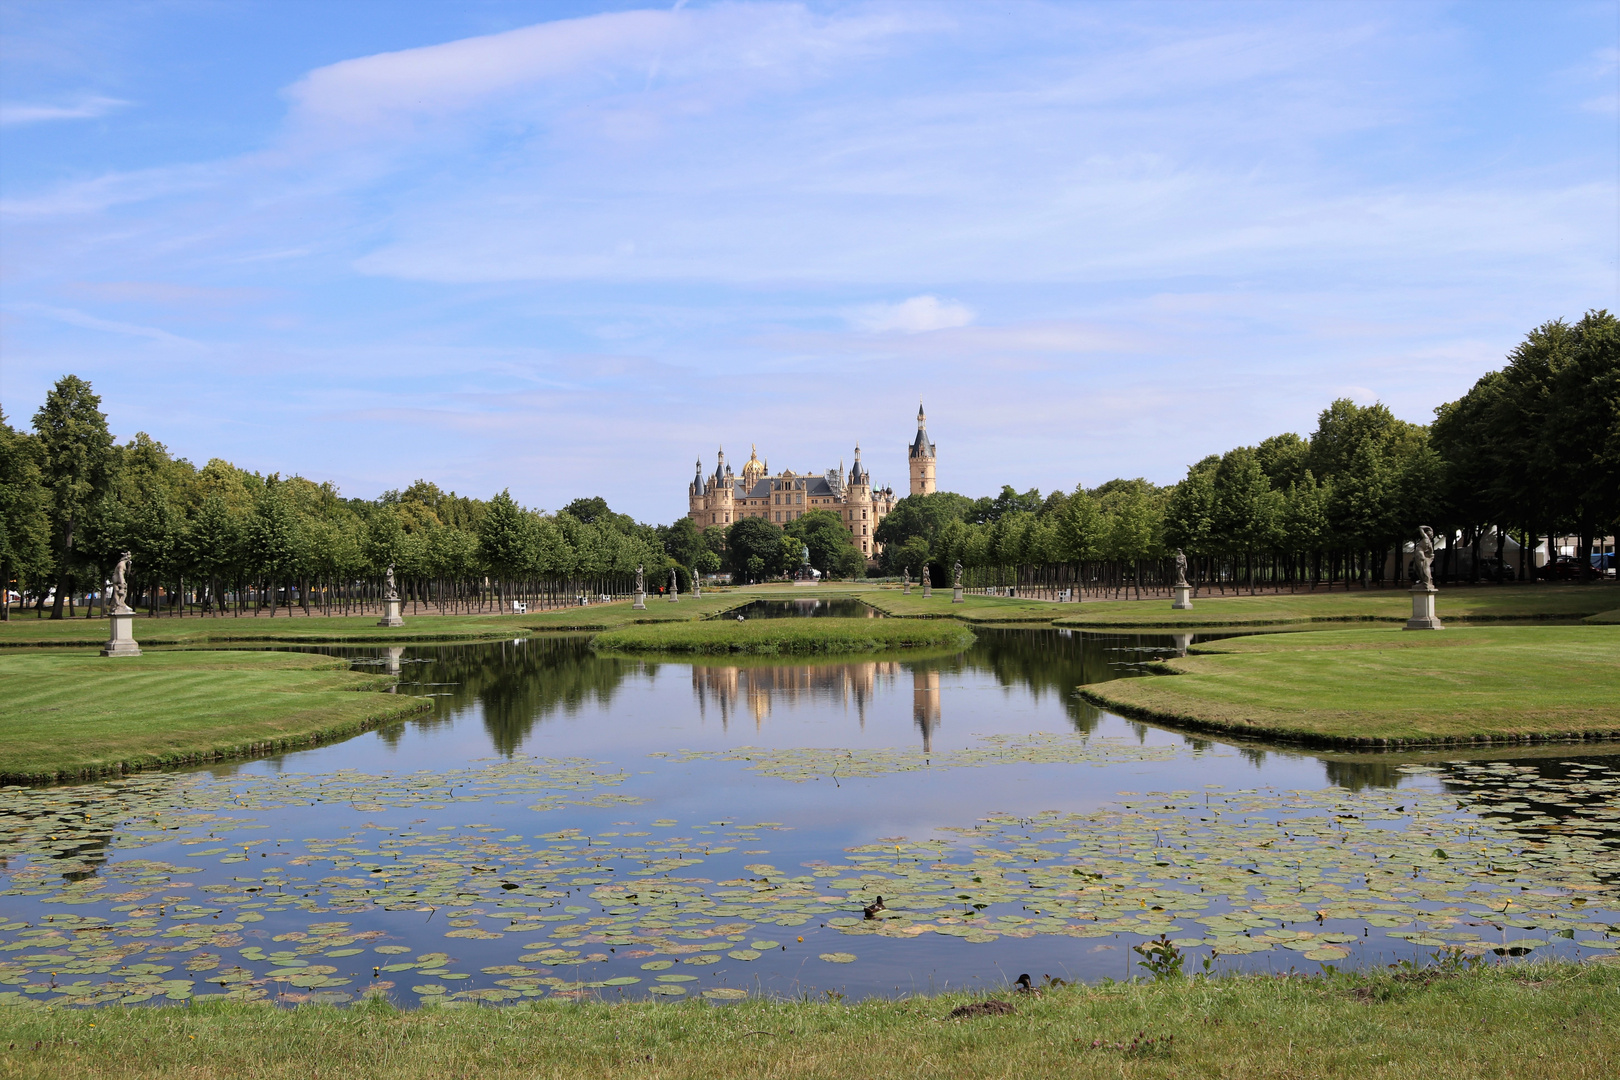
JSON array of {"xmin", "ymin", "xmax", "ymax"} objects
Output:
[
  {"xmin": 3, "ymin": 312, "xmax": 1611, "ymax": 616},
  {"xmin": 874, "ymin": 312, "xmax": 1617, "ymax": 596},
  {"xmin": 0, "ymin": 379, "xmax": 733, "ymax": 619}
]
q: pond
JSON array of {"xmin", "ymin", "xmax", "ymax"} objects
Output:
[
  {"xmin": 724, "ymin": 598, "xmax": 886, "ymax": 618},
  {"xmin": 2, "ymin": 627, "xmax": 1616, "ymax": 1008}
]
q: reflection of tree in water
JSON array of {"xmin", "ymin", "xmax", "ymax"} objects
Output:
[
  {"xmin": 1321, "ymin": 759, "xmax": 1410, "ymax": 791},
  {"xmin": 381, "ymin": 638, "xmax": 642, "ymax": 755},
  {"xmin": 949, "ymin": 628, "xmax": 1187, "ymax": 734},
  {"xmin": 0, "ymin": 795, "xmax": 114, "ymax": 883}
]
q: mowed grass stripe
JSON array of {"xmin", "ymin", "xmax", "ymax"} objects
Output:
[
  {"xmin": 1081, "ymin": 624, "xmax": 1620, "ymax": 746},
  {"xmin": 0, "ymin": 650, "xmax": 428, "ymax": 782}
]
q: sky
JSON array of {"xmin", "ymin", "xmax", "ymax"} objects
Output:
[{"xmin": 1, "ymin": 0, "xmax": 1615, "ymax": 522}]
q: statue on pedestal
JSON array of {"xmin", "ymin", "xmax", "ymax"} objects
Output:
[
  {"xmin": 953, "ymin": 561, "xmax": 963, "ymax": 587},
  {"xmin": 902, "ymin": 568, "xmax": 910, "ymax": 594},
  {"xmin": 1413, "ymin": 526, "xmax": 1436, "ymax": 590},
  {"xmin": 103, "ymin": 551, "xmax": 141, "ymax": 656},
  {"xmin": 633, "ymin": 563, "xmax": 647, "ymax": 610},
  {"xmin": 110, "ymin": 551, "xmax": 134, "ymax": 614},
  {"xmin": 1174, "ymin": 549, "xmax": 1189, "ymax": 587},
  {"xmin": 384, "ymin": 564, "xmax": 399, "ymax": 601},
  {"xmin": 635, "ymin": 564, "xmax": 644, "ymax": 594}
]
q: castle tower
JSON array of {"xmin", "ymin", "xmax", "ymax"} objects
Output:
[
  {"xmin": 689, "ymin": 457, "xmax": 706, "ymax": 520},
  {"xmin": 908, "ymin": 400, "xmax": 936, "ymax": 496},
  {"xmin": 847, "ymin": 443, "xmax": 874, "ymax": 559}
]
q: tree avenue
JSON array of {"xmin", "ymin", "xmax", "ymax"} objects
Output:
[{"xmin": 1, "ymin": 312, "xmax": 1612, "ymax": 619}]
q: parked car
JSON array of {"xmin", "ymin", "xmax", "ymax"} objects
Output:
[{"xmin": 1543, "ymin": 555, "xmax": 1600, "ymax": 581}]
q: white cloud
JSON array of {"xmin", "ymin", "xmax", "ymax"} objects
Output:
[
  {"xmin": 0, "ymin": 95, "xmax": 128, "ymax": 125},
  {"xmin": 849, "ymin": 295, "xmax": 975, "ymax": 333}
]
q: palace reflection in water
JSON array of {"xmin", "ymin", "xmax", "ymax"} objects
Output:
[{"xmin": 691, "ymin": 661, "xmax": 942, "ymax": 749}]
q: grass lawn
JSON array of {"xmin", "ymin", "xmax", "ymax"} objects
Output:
[
  {"xmin": 1081, "ymin": 624, "xmax": 1620, "ymax": 747},
  {"xmin": 0, "ymin": 650, "xmax": 428, "ymax": 783},
  {"xmin": 593, "ymin": 617, "xmax": 975, "ymax": 654},
  {"xmin": 0, "ymin": 962, "xmax": 1613, "ymax": 1080},
  {"xmin": 1055, "ymin": 582, "xmax": 1620, "ymax": 629}
]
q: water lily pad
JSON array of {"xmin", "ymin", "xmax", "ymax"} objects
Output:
[
  {"xmin": 727, "ymin": 950, "xmax": 761, "ymax": 961},
  {"xmin": 819, "ymin": 952, "xmax": 857, "ymax": 964}
]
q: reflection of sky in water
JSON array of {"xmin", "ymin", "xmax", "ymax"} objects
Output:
[{"xmin": 3, "ymin": 630, "xmax": 1617, "ymax": 1005}]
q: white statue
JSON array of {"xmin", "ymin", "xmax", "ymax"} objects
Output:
[
  {"xmin": 384, "ymin": 564, "xmax": 399, "ymax": 601},
  {"xmin": 635, "ymin": 563, "xmax": 644, "ymax": 592},
  {"xmin": 1413, "ymin": 526, "xmax": 1436, "ymax": 590},
  {"xmin": 1174, "ymin": 549, "xmax": 1189, "ymax": 587},
  {"xmin": 109, "ymin": 551, "xmax": 133, "ymax": 614},
  {"xmin": 952, "ymin": 561, "xmax": 963, "ymax": 587}
]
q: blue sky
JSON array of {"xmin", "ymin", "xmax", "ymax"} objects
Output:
[{"xmin": 1, "ymin": 1, "xmax": 1615, "ymax": 522}]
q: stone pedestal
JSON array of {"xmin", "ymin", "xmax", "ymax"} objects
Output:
[
  {"xmin": 903, "ymin": 582, "xmax": 910, "ymax": 595},
  {"xmin": 102, "ymin": 611, "xmax": 140, "ymax": 657},
  {"xmin": 952, "ymin": 586, "xmax": 964, "ymax": 604},
  {"xmin": 632, "ymin": 591, "xmax": 646, "ymax": 610},
  {"xmin": 1171, "ymin": 584, "xmax": 1193, "ymax": 610},
  {"xmin": 1404, "ymin": 586, "xmax": 1444, "ymax": 630},
  {"xmin": 694, "ymin": 579, "xmax": 702, "ymax": 599},
  {"xmin": 377, "ymin": 598, "xmax": 404, "ymax": 627},
  {"xmin": 922, "ymin": 581, "xmax": 932, "ymax": 599},
  {"xmin": 668, "ymin": 589, "xmax": 679, "ymax": 603}
]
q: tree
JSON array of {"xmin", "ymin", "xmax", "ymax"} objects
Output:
[
  {"xmin": 31, "ymin": 376, "xmax": 114, "ymax": 617},
  {"xmin": 725, "ymin": 517, "xmax": 783, "ymax": 581},
  {"xmin": 786, "ymin": 509, "xmax": 866, "ymax": 578},
  {"xmin": 0, "ymin": 410, "xmax": 52, "ymax": 619}
]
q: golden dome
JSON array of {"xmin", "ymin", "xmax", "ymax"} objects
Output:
[{"xmin": 741, "ymin": 445, "xmax": 767, "ymax": 486}]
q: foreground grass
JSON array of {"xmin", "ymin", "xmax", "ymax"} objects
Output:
[
  {"xmin": 0, "ymin": 651, "xmax": 427, "ymax": 783},
  {"xmin": 1055, "ymin": 582, "xmax": 1619, "ymax": 629},
  {"xmin": 1082, "ymin": 624, "xmax": 1620, "ymax": 746},
  {"xmin": 1, "ymin": 962, "xmax": 1613, "ymax": 1080},
  {"xmin": 593, "ymin": 617, "xmax": 975, "ymax": 654}
]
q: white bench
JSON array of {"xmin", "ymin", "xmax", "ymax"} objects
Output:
[{"xmin": 511, "ymin": 601, "xmax": 527, "ymax": 614}]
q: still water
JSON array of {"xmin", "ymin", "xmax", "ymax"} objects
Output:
[{"xmin": 2, "ymin": 627, "xmax": 1616, "ymax": 1008}]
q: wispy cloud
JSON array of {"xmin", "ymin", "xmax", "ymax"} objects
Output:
[
  {"xmin": 849, "ymin": 295, "xmax": 974, "ymax": 333},
  {"xmin": 0, "ymin": 95, "xmax": 128, "ymax": 126}
]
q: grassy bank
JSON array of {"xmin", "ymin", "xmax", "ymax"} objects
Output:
[
  {"xmin": 858, "ymin": 589, "xmax": 1077, "ymax": 623},
  {"xmin": 593, "ymin": 617, "xmax": 976, "ymax": 654},
  {"xmin": 1082, "ymin": 624, "xmax": 1620, "ymax": 747},
  {"xmin": 1, "ymin": 962, "xmax": 1613, "ymax": 1080},
  {"xmin": 1055, "ymin": 582, "xmax": 1619, "ymax": 629},
  {"xmin": 0, "ymin": 592, "xmax": 809, "ymax": 646},
  {"xmin": 0, "ymin": 651, "xmax": 428, "ymax": 783}
]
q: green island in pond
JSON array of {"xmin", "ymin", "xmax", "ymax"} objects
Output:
[
  {"xmin": 592, "ymin": 616, "xmax": 976, "ymax": 654},
  {"xmin": 1081, "ymin": 624, "xmax": 1620, "ymax": 747},
  {"xmin": 0, "ymin": 650, "xmax": 428, "ymax": 783},
  {"xmin": 1, "ymin": 962, "xmax": 1615, "ymax": 1080}
]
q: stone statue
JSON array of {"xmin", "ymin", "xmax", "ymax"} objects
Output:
[
  {"xmin": 903, "ymin": 568, "xmax": 910, "ymax": 587},
  {"xmin": 1413, "ymin": 526, "xmax": 1436, "ymax": 590},
  {"xmin": 384, "ymin": 564, "xmax": 399, "ymax": 601},
  {"xmin": 109, "ymin": 551, "xmax": 133, "ymax": 614},
  {"xmin": 635, "ymin": 564, "xmax": 644, "ymax": 592},
  {"xmin": 801, "ymin": 543, "xmax": 811, "ymax": 567},
  {"xmin": 670, "ymin": 568, "xmax": 678, "ymax": 592},
  {"xmin": 952, "ymin": 561, "xmax": 963, "ymax": 587},
  {"xmin": 1174, "ymin": 549, "xmax": 1189, "ymax": 587}
]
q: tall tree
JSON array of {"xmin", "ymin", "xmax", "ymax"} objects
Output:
[
  {"xmin": 0, "ymin": 410, "xmax": 53, "ymax": 620},
  {"xmin": 31, "ymin": 376, "xmax": 114, "ymax": 618}
]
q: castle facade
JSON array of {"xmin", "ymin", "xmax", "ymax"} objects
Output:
[{"xmin": 686, "ymin": 403, "xmax": 938, "ymax": 561}]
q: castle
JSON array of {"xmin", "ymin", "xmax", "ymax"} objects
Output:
[{"xmin": 687, "ymin": 403, "xmax": 938, "ymax": 561}]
